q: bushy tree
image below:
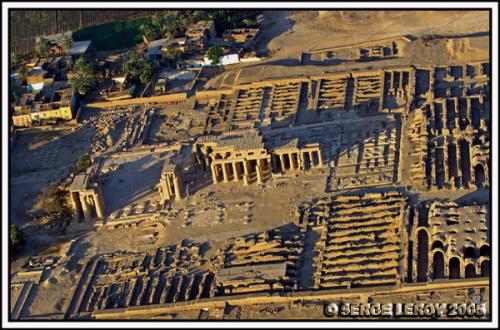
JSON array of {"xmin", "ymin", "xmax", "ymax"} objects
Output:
[
  {"xmin": 70, "ymin": 57, "xmax": 96, "ymax": 95},
  {"xmin": 75, "ymin": 154, "xmax": 91, "ymax": 173},
  {"xmin": 35, "ymin": 37, "xmax": 51, "ymax": 58},
  {"xmin": 122, "ymin": 51, "xmax": 154, "ymax": 84},
  {"xmin": 207, "ymin": 46, "xmax": 224, "ymax": 65},
  {"xmin": 206, "ymin": 10, "xmax": 261, "ymax": 32},
  {"xmin": 140, "ymin": 21, "xmax": 161, "ymax": 42},
  {"xmin": 140, "ymin": 60, "xmax": 153, "ymax": 84},
  {"xmin": 160, "ymin": 14, "xmax": 188, "ymax": 39}
]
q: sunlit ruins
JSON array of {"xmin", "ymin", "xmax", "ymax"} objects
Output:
[{"xmin": 8, "ymin": 9, "xmax": 491, "ymax": 321}]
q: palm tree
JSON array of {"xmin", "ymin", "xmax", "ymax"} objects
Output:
[
  {"xmin": 35, "ymin": 37, "xmax": 51, "ymax": 58},
  {"xmin": 73, "ymin": 57, "xmax": 88, "ymax": 73},
  {"xmin": 152, "ymin": 14, "xmax": 164, "ymax": 38},
  {"xmin": 122, "ymin": 51, "xmax": 154, "ymax": 85},
  {"xmin": 70, "ymin": 57, "xmax": 96, "ymax": 95},
  {"xmin": 140, "ymin": 22, "xmax": 161, "ymax": 42},
  {"xmin": 139, "ymin": 60, "xmax": 153, "ymax": 84},
  {"xmin": 122, "ymin": 51, "xmax": 141, "ymax": 80},
  {"xmin": 161, "ymin": 14, "xmax": 185, "ymax": 40},
  {"xmin": 61, "ymin": 35, "xmax": 72, "ymax": 55},
  {"xmin": 207, "ymin": 46, "xmax": 224, "ymax": 65},
  {"xmin": 70, "ymin": 72, "xmax": 94, "ymax": 95}
]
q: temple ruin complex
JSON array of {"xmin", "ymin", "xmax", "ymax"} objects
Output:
[{"xmin": 8, "ymin": 10, "xmax": 492, "ymax": 322}]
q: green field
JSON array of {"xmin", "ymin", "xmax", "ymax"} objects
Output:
[{"xmin": 73, "ymin": 16, "xmax": 153, "ymax": 51}]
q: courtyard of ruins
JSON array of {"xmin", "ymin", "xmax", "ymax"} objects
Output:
[{"xmin": 8, "ymin": 10, "xmax": 491, "ymax": 321}]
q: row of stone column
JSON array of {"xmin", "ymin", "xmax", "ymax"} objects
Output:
[
  {"xmin": 428, "ymin": 137, "xmax": 477, "ymax": 190},
  {"xmin": 211, "ymin": 158, "xmax": 270, "ymax": 185},
  {"xmin": 274, "ymin": 149, "xmax": 323, "ymax": 172}
]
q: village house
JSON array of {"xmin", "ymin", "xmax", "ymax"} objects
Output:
[
  {"xmin": 185, "ymin": 20, "xmax": 216, "ymax": 52},
  {"xmin": 12, "ymin": 82, "xmax": 78, "ymax": 127}
]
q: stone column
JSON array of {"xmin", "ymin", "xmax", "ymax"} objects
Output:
[
  {"xmin": 165, "ymin": 175, "xmax": 173, "ymax": 199},
  {"xmin": 243, "ymin": 160, "xmax": 250, "ymax": 186},
  {"xmin": 430, "ymin": 144, "xmax": 436, "ymax": 187},
  {"xmin": 456, "ymin": 149, "xmax": 462, "ymax": 188},
  {"xmin": 232, "ymin": 162, "xmax": 239, "ymax": 182},
  {"xmin": 467, "ymin": 139, "xmax": 474, "ymax": 186},
  {"xmin": 444, "ymin": 259, "xmax": 449, "ymax": 278},
  {"xmin": 297, "ymin": 153, "xmax": 304, "ymax": 171},
  {"xmin": 262, "ymin": 158, "xmax": 270, "ymax": 175},
  {"xmin": 173, "ymin": 175, "xmax": 182, "ymax": 200},
  {"xmin": 442, "ymin": 144, "xmax": 449, "ymax": 183},
  {"xmin": 211, "ymin": 163, "xmax": 219, "ymax": 184},
  {"xmin": 70, "ymin": 192, "xmax": 82, "ymax": 220},
  {"xmin": 93, "ymin": 193, "xmax": 105, "ymax": 218},
  {"xmin": 317, "ymin": 149, "xmax": 324, "ymax": 166},
  {"xmin": 80, "ymin": 194, "xmax": 92, "ymax": 220},
  {"xmin": 466, "ymin": 98, "xmax": 472, "ymax": 123},
  {"xmin": 222, "ymin": 162, "xmax": 229, "ymax": 183},
  {"xmin": 256, "ymin": 162, "xmax": 263, "ymax": 184}
]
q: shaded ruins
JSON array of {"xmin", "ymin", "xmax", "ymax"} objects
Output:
[{"xmin": 406, "ymin": 62, "xmax": 490, "ymax": 191}]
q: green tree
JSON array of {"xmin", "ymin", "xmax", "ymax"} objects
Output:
[
  {"xmin": 75, "ymin": 154, "xmax": 91, "ymax": 173},
  {"xmin": 73, "ymin": 57, "xmax": 96, "ymax": 73},
  {"xmin": 191, "ymin": 10, "xmax": 210, "ymax": 23},
  {"xmin": 206, "ymin": 10, "xmax": 261, "ymax": 31},
  {"xmin": 207, "ymin": 46, "xmax": 224, "ymax": 65},
  {"xmin": 122, "ymin": 51, "xmax": 141, "ymax": 78},
  {"xmin": 70, "ymin": 57, "xmax": 96, "ymax": 95},
  {"xmin": 71, "ymin": 74, "xmax": 94, "ymax": 95},
  {"xmin": 9, "ymin": 225, "xmax": 25, "ymax": 251},
  {"xmin": 152, "ymin": 14, "xmax": 165, "ymax": 38},
  {"xmin": 122, "ymin": 51, "xmax": 154, "ymax": 84},
  {"xmin": 35, "ymin": 37, "xmax": 51, "ymax": 58},
  {"xmin": 140, "ymin": 21, "xmax": 161, "ymax": 42},
  {"xmin": 159, "ymin": 14, "xmax": 187, "ymax": 39},
  {"xmin": 140, "ymin": 60, "xmax": 153, "ymax": 84}
]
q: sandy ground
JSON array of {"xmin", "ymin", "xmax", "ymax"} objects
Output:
[
  {"xmin": 206, "ymin": 10, "xmax": 489, "ymax": 89},
  {"xmin": 261, "ymin": 10, "xmax": 489, "ymax": 60}
]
